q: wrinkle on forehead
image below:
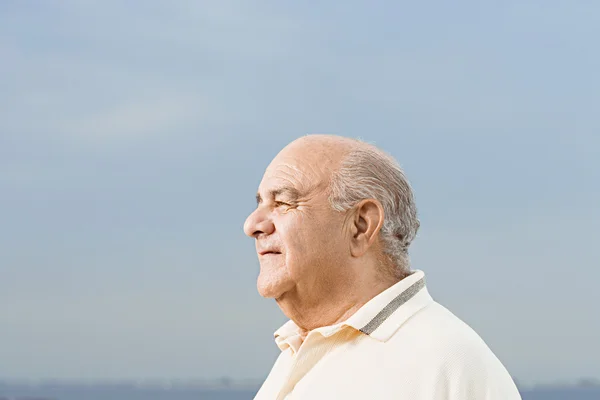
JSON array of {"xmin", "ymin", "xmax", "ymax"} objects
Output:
[
  {"xmin": 262, "ymin": 160, "xmax": 321, "ymax": 196},
  {"xmin": 262, "ymin": 134, "xmax": 359, "ymax": 194}
]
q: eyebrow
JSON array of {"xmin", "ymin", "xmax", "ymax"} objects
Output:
[{"xmin": 256, "ymin": 186, "xmax": 302, "ymax": 205}]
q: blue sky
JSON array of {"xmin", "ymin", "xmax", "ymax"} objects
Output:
[{"xmin": 1, "ymin": 0, "xmax": 598, "ymax": 386}]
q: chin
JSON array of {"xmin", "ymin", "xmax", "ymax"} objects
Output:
[
  {"xmin": 256, "ymin": 274, "xmax": 292, "ymax": 299},
  {"xmin": 257, "ymin": 281, "xmax": 283, "ymax": 298}
]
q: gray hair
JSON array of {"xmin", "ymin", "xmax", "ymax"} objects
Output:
[{"xmin": 328, "ymin": 142, "xmax": 420, "ymax": 276}]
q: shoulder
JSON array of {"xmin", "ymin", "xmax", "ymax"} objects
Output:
[{"xmin": 387, "ymin": 301, "xmax": 522, "ymax": 399}]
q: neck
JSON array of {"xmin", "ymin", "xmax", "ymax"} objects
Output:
[{"xmin": 275, "ymin": 270, "xmax": 402, "ymax": 338}]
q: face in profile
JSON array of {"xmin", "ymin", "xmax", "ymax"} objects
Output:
[{"xmin": 243, "ymin": 143, "xmax": 350, "ymax": 300}]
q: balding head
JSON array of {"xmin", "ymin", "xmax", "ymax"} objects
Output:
[
  {"xmin": 270, "ymin": 134, "xmax": 420, "ymax": 276},
  {"xmin": 244, "ymin": 134, "xmax": 418, "ymax": 327},
  {"xmin": 265, "ymin": 134, "xmax": 360, "ymax": 189}
]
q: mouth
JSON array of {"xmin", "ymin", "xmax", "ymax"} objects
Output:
[{"xmin": 259, "ymin": 250, "xmax": 282, "ymax": 256}]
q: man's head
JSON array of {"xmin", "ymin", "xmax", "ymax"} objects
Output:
[{"xmin": 243, "ymin": 135, "xmax": 419, "ymax": 301}]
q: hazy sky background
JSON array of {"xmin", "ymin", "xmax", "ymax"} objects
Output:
[{"xmin": 1, "ymin": 0, "xmax": 598, "ymax": 387}]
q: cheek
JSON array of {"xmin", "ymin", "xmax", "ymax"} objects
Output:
[
  {"xmin": 279, "ymin": 215, "xmax": 308, "ymax": 255},
  {"xmin": 312, "ymin": 217, "xmax": 348, "ymax": 263},
  {"xmin": 275, "ymin": 215, "xmax": 311, "ymax": 269},
  {"xmin": 282, "ymin": 214, "xmax": 338, "ymax": 265}
]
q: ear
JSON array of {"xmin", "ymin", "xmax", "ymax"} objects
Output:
[{"xmin": 349, "ymin": 199, "xmax": 385, "ymax": 258}]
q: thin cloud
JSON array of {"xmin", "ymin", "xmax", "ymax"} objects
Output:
[{"xmin": 61, "ymin": 94, "xmax": 212, "ymax": 141}]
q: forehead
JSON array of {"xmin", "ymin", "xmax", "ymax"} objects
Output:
[
  {"xmin": 259, "ymin": 145, "xmax": 336, "ymax": 195},
  {"xmin": 259, "ymin": 156, "xmax": 322, "ymax": 195}
]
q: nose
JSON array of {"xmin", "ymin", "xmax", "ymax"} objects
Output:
[{"xmin": 243, "ymin": 207, "xmax": 275, "ymax": 238}]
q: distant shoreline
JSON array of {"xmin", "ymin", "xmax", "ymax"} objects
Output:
[{"xmin": 2, "ymin": 377, "xmax": 600, "ymax": 391}]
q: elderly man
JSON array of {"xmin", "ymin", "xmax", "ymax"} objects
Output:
[{"xmin": 244, "ymin": 135, "xmax": 521, "ymax": 400}]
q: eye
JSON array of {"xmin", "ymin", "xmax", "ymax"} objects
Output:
[{"xmin": 274, "ymin": 201, "xmax": 291, "ymax": 207}]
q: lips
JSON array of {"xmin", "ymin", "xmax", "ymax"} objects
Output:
[
  {"xmin": 258, "ymin": 249, "xmax": 282, "ymax": 256},
  {"xmin": 258, "ymin": 249, "xmax": 281, "ymax": 256}
]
